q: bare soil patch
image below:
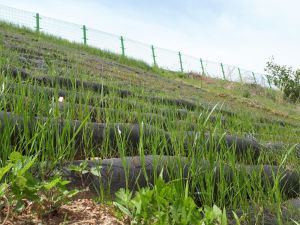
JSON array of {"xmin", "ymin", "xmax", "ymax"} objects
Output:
[{"xmin": 1, "ymin": 198, "xmax": 127, "ymax": 225}]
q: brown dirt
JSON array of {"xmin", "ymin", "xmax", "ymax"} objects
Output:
[
  {"xmin": 189, "ymin": 73, "xmax": 216, "ymax": 84},
  {"xmin": 224, "ymin": 82, "xmax": 236, "ymax": 90},
  {"xmin": 0, "ymin": 198, "xmax": 128, "ymax": 225}
]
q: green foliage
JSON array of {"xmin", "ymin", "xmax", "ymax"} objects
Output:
[
  {"xmin": 0, "ymin": 21, "xmax": 299, "ymax": 223},
  {"xmin": 0, "ymin": 152, "xmax": 79, "ymax": 215},
  {"xmin": 114, "ymin": 177, "xmax": 228, "ymax": 225},
  {"xmin": 242, "ymin": 90, "xmax": 251, "ymax": 98},
  {"xmin": 202, "ymin": 205, "xmax": 228, "ymax": 225},
  {"xmin": 265, "ymin": 58, "xmax": 300, "ymax": 102}
]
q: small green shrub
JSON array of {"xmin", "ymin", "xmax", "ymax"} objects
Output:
[
  {"xmin": 265, "ymin": 89, "xmax": 277, "ymax": 101},
  {"xmin": 0, "ymin": 152, "xmax": 79, "ymax": 216},
  {"xmin": 242, "ymin": 90, "xmax": 251, "ymax": 98},
  {"xmin": 113, "ymin": 176, "xmax": 228, "ymax": 225},
  {"xmin": 265, "ymin": 58, "xmax": 300, "ymax": 102}
]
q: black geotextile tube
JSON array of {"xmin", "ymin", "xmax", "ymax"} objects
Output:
[
  {"xmin": 4, "ymin": 82, "xmax": 186, "ymax": 112},
  {"xmin": 1, "ymin": 90, "xmax": 192, "ymax": 121},
  {"xmin": 5, "ymin": 83, "xmax": 146, "ymax": 109},
  {"xmin": 53, "ymin": 102, "xmax": 225, "ymax": 129},
  {"xmin": 12, "ymin": 67, "xmax": 299, "ymax": 124},
  {"xmin": 6, "ymin": 66, "xmax": 133, "ymax": 98},
  {"xmin": 187, "ymin": 131, "xmax": 261, "ymax": 159},
  {"xmin": 0, "ymin": 111, "xmax": 260, "ymax": 159},
  {"xmin": 62, "ymin": 156, "xmax": 191, "ymax": 194},
  {"xmin": 0, "ymin": 95, "xmax": 221, "ymax": 132},
  {"xmin": 52, "ymin": 102, "xmax": 188, "ymax": 123},
  {"xmin": 144, "ymin": 96, "xmax": 200, "ymax": 111},
  {"xmin": 4, "ymin": 67, "xmax": 205, "ymax": 111},
  {"xmin": 226, "ymin": 199, "xmax": 300, "ymax": 225},
  {"xmin": 1, "ymin": 91, "xmax": 226, "ymax": 129},
  {"xmin": 269, "ymin": 143, "xmax": 300, "ymax": 150},
  {"xmin": 50, "ymin": 99, "xmax": 222, "ymax": 126},
  {"xmin": 263, "ymin": 143, "xmax": 300, "ymax": 155},
  {"xmin": 61, "ymin": 155, "xmax": 300, "ymax": 199},
  {"xmin": 253, "ymin": 123, "xmax": 299, "ymax": 132},
  {"xmin": 5, "ymin": 67, "xmax": 298, "ymax": 127},
  {"xmin": 258, "ymin": 116, "xmax": 299, "ymax": 128},
  {"xmin": 3, "ymin": 82, "xmax": 225, "ymax": 127},
  {"xmin": 0, "ymin": 111, "xmax": 169, "ymax": 157},
  {"xmin": 5, "ymin": 67, "xmax": 242, "ymax": 116}
]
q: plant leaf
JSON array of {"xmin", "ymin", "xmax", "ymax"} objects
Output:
[
  {"xmin": 90, "ymin": 166, "xmax": 101, "ymax": 177},
  {"xmin": 232, "ymin": 211, "xmax": 241, "ymax": 225},
  {"xmin": 0, "ymin": 163, "xmax": 13, "ymax": 180},
  {"xmin": 15, "ymin": 200, "xmax": 25, "ymax": 212},
  {"xmin": 9, "ymin": 151, "xmax": 23, "ymax": 162},
  {"xmin": 0, "ymin": 183, "xmax": 7, "ymax": 197},
  {"xmin": 43, "ymin": 177, "xmax": 62, "ymax": 190},
  {"xmin": 113, "ymin": 201, "xmax": 132, "ymax": 218},
  {"xmin": 18, "ymin": 155, "xmax": 38, "ymax": 176}
]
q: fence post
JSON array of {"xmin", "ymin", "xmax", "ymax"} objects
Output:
[
  {"xmin": 120, "ymin": 36, "xmax": 125, "ymax": 56},
  {"xmin": 252, "ymin": 72, "xmax": 257, "ymax": 84},
  {"xmin": 221, "ymin": 63, "xmax": 226, "ymax": 80},
  {"xmin": 178, "ymin": 51, "xmax": 183, "ymax": 72},
  {"xmin": 151, "ymin": 45, "xmax": 157, "ymax": 66},
  {"xmin": 238, "ymin": 68, "xmax": 243, "ymax": 83},
  {"xmin": 82, "ymin": 25, "xmax": 87, "ymax": 45},
  {"xmin": 200, "ymin": 58, "xmax": 205, "ymax": 75},
  {"xmin": 34, "ymin": 13, "xmax": 40, "ymax": 32}
]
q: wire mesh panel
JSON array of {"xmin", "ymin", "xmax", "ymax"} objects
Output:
[
  {"xmin": 88, "ymin": 28, "xmax": 120, "ymax": 54},
  {"xmin": 155, "ymin": 47, "xmax": 182, "ymax": 72},
  {"xmin": 223, "ymin": 65, "xmax": 239, "ymax": 82},
  {"xmin": 0, "ymin": 4, "xmax": 274, "ymax": 89},
  {"xmin": 205, "ymin": 61, "xmax": 223, "ymax": 79},
  {"xmin": 241, "ymin": 70, "xmax": 255, "ymax": 84},
  {"xmin": 257, "ymin": 73, "xmax": 267, "ymax": 87},
  {"xmin": 0, "ymin": 4, "xmax": 35, "ymax": 29},
  {"xmin": 261, "ymin": 75, "xmax": 267, "ymax": 87},
  {"xmin": 181, "ymin": 54, "xmax": 201, "ymax": 74},
  {"xmin": 40, "ymin": 16, "xmax": 82, "ymax": 43},
  {"xmin": 124, "ymin": 38, "xmax": 153, "ymax": 65},
  {"xmin": 256, "ymin": 74, "xmax": 262, "ymax": 86}
]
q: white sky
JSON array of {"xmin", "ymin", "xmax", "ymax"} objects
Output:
[{"xmin": 0, "ymin": 0, "xmax": 299, "ymax": 74}]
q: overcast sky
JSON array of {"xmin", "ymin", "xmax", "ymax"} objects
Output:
[{"xmin": 0, "ymin": 0, "xmax": 299, "ymax": 74}]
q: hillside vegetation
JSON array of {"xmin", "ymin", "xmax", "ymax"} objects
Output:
[{"xmin": 0, "ymin": 22, "xmax": 300, "ymax": 224}]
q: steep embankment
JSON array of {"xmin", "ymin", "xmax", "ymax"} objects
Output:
[{"xmin": 1, "ymin": 22, "xmax": 300, "ymax": 224}]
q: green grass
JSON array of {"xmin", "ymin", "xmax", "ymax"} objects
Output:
[{"xmin": 0, "ymin": 21, "xmax": 300, "ymax": 224}]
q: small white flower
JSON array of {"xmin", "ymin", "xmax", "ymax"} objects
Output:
[
  {"xmin": 0, "ymin": 83, "xmax": 4, "ymax": 95},
  {"xmin": 193, "ymin": 132, "xmax": 198, "ymax": 147},
  {"xmin": 117, "ymin": 125, "xmax": 121, "ymax": 135},
  {"xmin": 58, "ymin": 96, "xmax": 64, "ymax": 102}
]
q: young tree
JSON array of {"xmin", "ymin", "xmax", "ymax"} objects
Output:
[{"xmin": 265, "ymin": 58, "xmax": 300, "ymax": 102}]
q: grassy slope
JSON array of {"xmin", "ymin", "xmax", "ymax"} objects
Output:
[
  {"xmin": 0, "ymin": 22, "xmax": 299, "ymax": 144},
  {"xmin": 1, "ymin": 22, "xmax": 300, "ymax": 224}
]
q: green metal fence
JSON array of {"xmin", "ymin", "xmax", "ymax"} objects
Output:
[{"xmin": 0, "ymin": 4, "xmax": 273, "ymax": 88}]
